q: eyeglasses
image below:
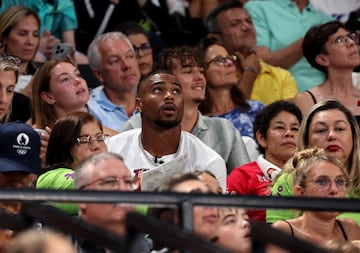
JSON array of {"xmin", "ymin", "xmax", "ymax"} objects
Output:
[
  {"xmin": 132, "ymin": 43, "xmax": 152, "ymax": 56},
  {"xmin": 79, "ymin": 176, "xmax": 140, "ymax": 190},
  {"xmin": 205, "ymin": 55, "xmax": 236, "ymax": 69},
  {"xmin": 76, "ymin": 133, "xmax": 109, "ymax": 144},
  {"xmin": 333, "ymin": 33, "xmax": 359, "ymax": 45},
  {"xmin": 307, "ymin": 175, "xmax": 348, "ymax": 191}
]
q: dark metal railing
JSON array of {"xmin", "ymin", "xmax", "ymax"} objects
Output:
[{"xmin": 0, "ymin": 189, "xmax": 357, "ymax": 252}]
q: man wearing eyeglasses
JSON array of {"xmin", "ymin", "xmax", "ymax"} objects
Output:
[
  {"xmin": 73, "ymin": 152, "xmax": 151, "ymax": 252},
  {"xmin": 87, "ymin": 32, "xmax": 141, "ymax": 132},
  {"xmin": 205, "ymin": 1, "xmax": 298, "ymax": 105}
]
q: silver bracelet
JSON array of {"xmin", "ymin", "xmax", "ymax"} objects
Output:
[{"xmin": 243, "ymin": 65, "xmax": 259, "ymax": 75}]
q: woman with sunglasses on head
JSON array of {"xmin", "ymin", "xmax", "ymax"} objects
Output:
[
  {"xmin": 0, "ymin": 6, "xmax": 40, "ymax": 80},
  {"xmin": 197, "ymin": 37, "xmax": 264, "ymax": 138},
  {"xmin": 294, "ymin": 21, "xmax": 360, "ymax": 122},
  {"xmin": 268, "ymin": 148, "xmax": 360, "ymax": 253},
  {"xmin": 0, "ymin": 57, "xmax": 19, "ymax": 124},
  {"xmin": 36, "ymin": 111, "xmax": 108, "ymax": 215},
  {"xmin": 268, "ymin": 99, "xmax": 360, "ymax": 225}
]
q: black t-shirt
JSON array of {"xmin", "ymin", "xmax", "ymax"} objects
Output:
[{"xmin": 10, "ymin": 92, "xmax": 31, "ymax": 123}]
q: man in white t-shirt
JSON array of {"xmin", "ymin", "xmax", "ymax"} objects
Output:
[{"xmin": 107, "ymin": 70, "xmax": 227, "ymax": 191}]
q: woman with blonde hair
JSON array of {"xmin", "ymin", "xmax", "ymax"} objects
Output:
[
  {"xmin": 323, "ymin": 240, "xmax": 360, "ymax": 253},
  {"xmin": 0, "ymin": 5, "xmax": 41, "ymax": 122},
  {"xmin": 268, "ymin": 148, "xmax": 360, "ymax": 253},
  {"xmin": 0, "ymin": 56, "xmax": 20, "ymax": 123},
  {"xmin": 0, "ymin": 6, "xmax": 40, "ymax": 81},
  {"xmin": 268, "ymin": 100, "xmax": 360, "ymax": 224}
]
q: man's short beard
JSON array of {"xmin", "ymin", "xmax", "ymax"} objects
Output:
[{"xmin": 154, "ymin": 119, "xmax": 181, "ymax": 129}]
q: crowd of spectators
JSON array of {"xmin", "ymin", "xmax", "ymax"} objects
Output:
[{"xmin": 1, "ymin": 0, "xmax": 360, "ymax": 252}]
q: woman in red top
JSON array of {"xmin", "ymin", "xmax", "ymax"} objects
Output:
[{"xmin": 227, "ymin": 100, "xmax": 302, "ymax": 222}]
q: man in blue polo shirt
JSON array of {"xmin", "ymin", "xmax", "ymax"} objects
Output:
[{"xmin": 87, "ymin": 32, "xmax": 141, "ymax": 132}]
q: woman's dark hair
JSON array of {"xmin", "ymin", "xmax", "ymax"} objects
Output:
[
  {"xmin": 115, "ymin": 21, "xmax": 149, "ymax": 38},
  {"xmin": 303, "ymin": 21, "xmax": 345, "ymax": 74},
  {"xmin": 45, "ymin": 112, "xmax": 103, "ymax": 170},
  {"xmin": 253, "ymin": 100, "xmax": 302, "ymax": 154}
]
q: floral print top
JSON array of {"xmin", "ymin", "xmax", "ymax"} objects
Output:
[{"xmin": 214, "ymin": 100, "xmax": 265, "ymax": 138}]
